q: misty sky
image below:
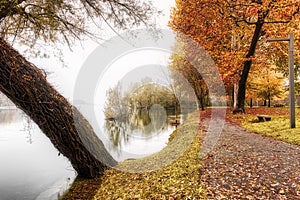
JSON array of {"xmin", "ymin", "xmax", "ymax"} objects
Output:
[{"xmin": 29, "ymin": 0, "xmax": 176, "ymax": 101}]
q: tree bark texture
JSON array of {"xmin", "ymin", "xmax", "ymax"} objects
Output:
[{"xmin": 0, "ymin": 38, "xmax": 117, "ymax": 178}]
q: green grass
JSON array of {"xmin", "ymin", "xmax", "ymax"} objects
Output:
[{"xmin": 241, "ymin": 115, "xmax": 300, "ymax": 146}]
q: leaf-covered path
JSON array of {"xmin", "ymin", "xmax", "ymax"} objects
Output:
[{"xmin": 200, "ymin": 121, "xmax": 300, "ymax": 199}]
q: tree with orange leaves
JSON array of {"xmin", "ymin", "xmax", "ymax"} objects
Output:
[
  {"xmin": 247, "ymin": 64, "xmax": 285, "ymax": 107},
  {"xmin": 169, "ymin": 0, "xmax": 300, "ymax": 112}
]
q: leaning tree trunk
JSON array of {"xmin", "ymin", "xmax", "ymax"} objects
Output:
[
  {"xmin": 235, "ymin": 21, "xmax": 264, "ymax": 113},
  {"xmin": 0, "ymin": 38, "xmax": 117, "ymax": 178}
]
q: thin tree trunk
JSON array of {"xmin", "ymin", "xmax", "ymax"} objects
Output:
[
  {"xmin": 231, "ymin": 86, "xmax": 234, "ymax": 107},
  {"xmin": 235, "ymin": 21, "xmax": 264, "ymax": 113},
  {"xmin": 197, "ymin": 87, "xmax": 205, "ymax": 111},
  {"xmin": 233, "ymin": 83, "xmax": 239, "ymax": 109},
  {"xmin": 232, "ymin": 83, "xmax": 244, "ymax": 113},
  {"xmin": 0, "ymin": 38, "xmax": 117, "ymax": 178}
]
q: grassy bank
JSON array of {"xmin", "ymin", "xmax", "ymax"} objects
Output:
[
  {"xmin": 63, "ymin": 107, "xmax": 300, "ymax": 200},
  {"xmin": 63, "ymin": 112, "xmax": 205, "ymax": 199},
  {"xmin": 242, "ymin": 116, "xmax": 300, "ymax": 145},
  {"xmin": 227, "ymin": 107, "xmax": 300, "ymax": 146}
]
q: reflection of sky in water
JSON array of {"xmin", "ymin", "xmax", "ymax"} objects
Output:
[
  {"xmin": 102, "ymin": 108, "xmax": 181, "ymax": 161},
  {"xmin": 0, "ymin": 109, "xmax": 75, "ymax": 200}
]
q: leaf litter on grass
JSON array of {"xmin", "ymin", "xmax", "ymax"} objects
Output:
[
  {"xmin": 93, "ymin": 112, "xmax": 206, "ymax": 200},
  {"xmin": 227, "ymin": 107, "xmax": 300, "ymax": 145}
]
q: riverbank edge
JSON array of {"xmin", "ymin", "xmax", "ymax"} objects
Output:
[{"xmin": 61, "ymin": 111, "xmax": 205, "ymax": 200}]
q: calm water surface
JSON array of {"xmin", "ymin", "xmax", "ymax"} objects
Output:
[
  {"xmin": 0, "ymin": 106, "xmax": 192, "ymax": 199},
  {"xmin": 0, "ymin": 108, "xmax": 75, "ymax": 200},
  {"xmin": 101, "ymin": 107, "xmax": 185, "ymax": 161}
]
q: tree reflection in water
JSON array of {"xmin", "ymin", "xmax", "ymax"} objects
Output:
[
  {"xmin": 105, "ymin": 105, "xmax": 177, "ymax": 150},
  {"xmin": 103, "ymin": 81, "xmax": 181, "ymax": 154}
]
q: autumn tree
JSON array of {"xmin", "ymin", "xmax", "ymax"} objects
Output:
[
  {"xmin": 105, "ymin": 81, "xmax": 178, "ymax": 119},
  {"xmin": 0, "ymin": 0, "xmax": 156, "ymax": 178},
  {"xmin": 104, "ymin": 83, "xmax": 131, "ymax": 122},
  {"xmin": 129, "ymin": 83, "xmax": 178, "ymax": 110},
  {"xmin": 169, "ymin": 48, "xmax": 209, "ymax": 110},
  {"xmin": 169, "ymin": 0, "xmax": 300, "ymax": 112},
  {"xmin": 247, "ymin": 65, "xmax": 285, "ymax": 107},
  {"xmin": 103, "ymin": 81, "xmax": 178, "ymax": 147}
]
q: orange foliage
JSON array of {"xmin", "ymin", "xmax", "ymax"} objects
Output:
[{"xmin": 169, "ymin": 0, "xmax": 300, "ymax": 90}]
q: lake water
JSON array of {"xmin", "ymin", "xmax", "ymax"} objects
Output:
[
  {"xmin": 102, "ymin": 107, "xmax": 182, "ymax": 161},
  {"xmin": 0, "ymin": 108, "xmax": 76, "ymax": 200},
  {"xmin": 0, "ymin": 106, "xmax": 191, "ymax": 199}
]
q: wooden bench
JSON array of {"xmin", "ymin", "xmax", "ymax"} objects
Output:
[
  {"xmin": 257, "ymin": 115, "xmax": 271, "ymax": 122},
  {"xmin": 274, "ymin": 104, "xmax": 284, "ymax": 107}
]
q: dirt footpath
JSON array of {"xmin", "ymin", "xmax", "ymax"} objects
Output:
[{"xmin": 199, "ymin": 121, "xmax": 300, "ymax": 199}]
